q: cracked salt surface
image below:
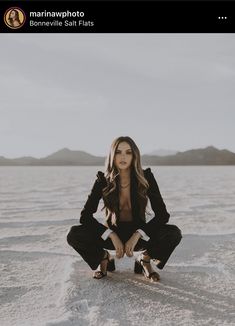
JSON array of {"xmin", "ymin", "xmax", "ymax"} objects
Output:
[{"xmin": 0, "ymin": 166, "xmax": 235, "ymax": 325}]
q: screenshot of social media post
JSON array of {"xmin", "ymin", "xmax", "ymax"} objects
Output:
[{"xmin": 0, "ymin": 1, "xmax": 235, "ymax": 326}]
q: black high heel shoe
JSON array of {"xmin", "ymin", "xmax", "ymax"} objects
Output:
[
  {"xmin": 134, "ymin": 254, "xmax": 160, "ymax": 281},
  {"xmin": 93, "ymin": 250, "xmax": 115, "ymax": 279}
]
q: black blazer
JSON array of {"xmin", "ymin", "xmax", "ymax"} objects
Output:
[{"xmin": 79, "ymin": 168, "xmax": 170, "ymax": 237}]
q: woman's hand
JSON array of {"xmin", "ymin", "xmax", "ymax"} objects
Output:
[
  {"xmin": 109, "ymin": 232, "xmax": 125, "ymax": 258},
  {"xmin": 125, "ymin": 232, "xmax": 141, "ymax": 257}
]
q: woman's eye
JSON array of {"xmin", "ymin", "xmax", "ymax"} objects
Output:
[{"xmin": 115, "ymin": 151, "xmax": 132, "ymax": 154}]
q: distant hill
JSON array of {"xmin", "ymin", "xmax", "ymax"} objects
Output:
[
  {"xmin": 0, "ymin": 149, "xmax": 104, "ymax": 166},
  {"xmin": 0, "ymin": 156, "xmax": 38, "ymax": 166},
  {"xmin": 0, "ymin": 146, "xmax": 235, "ymax": 166},
  {"xmin": 40, "ymin": 148, "xmax": 104, "ymax": 165},
  {"xmin": 142, "ymin": 146, "xmax": 235, "ymax": 165}
]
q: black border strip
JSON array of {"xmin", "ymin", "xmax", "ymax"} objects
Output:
[{"xmin": 0, "ymin": 1, "xmax": 235, "ymax": 33}]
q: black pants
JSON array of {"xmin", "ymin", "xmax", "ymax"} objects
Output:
[{"xmin": 67, "ymin": 221, "xmax": 182, "ymax": 270}]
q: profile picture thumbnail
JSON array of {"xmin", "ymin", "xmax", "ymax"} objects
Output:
[{"xmin": 4, "ymin": 7, "xmax": 26, "ymax": 29}]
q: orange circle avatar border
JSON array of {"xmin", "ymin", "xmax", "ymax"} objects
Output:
[{"xmin": 4, "ymin": 7, "xmax": 26, "ymax": 29}]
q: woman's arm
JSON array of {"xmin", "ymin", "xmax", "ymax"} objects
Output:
[
  {"xmin": 144, "ymin": 168, "xmax": 170, "ymax": 227},
  {"xmin": 79, "ymin": 172, "xmax": 109, "ymax": 237},
  {"xmin": 129, "ymin": 168, "xmax": 170, "ymax": 238}
]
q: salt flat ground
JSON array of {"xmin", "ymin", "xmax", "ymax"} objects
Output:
[{"xmin": 0, "ymin": 166, "xmax": 234, "ymax": 326}]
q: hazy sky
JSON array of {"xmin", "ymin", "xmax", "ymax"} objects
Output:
[{"xmin": 0, "ymin": 34, "xmax": 235, "ymax": 158}]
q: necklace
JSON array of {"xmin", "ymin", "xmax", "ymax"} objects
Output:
[{"xmin": 120, "ymin": 183, "xmax": 130, "ymax": 189}]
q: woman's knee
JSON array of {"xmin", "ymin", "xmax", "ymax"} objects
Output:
[
  {"xmin": 168, "ymin": 225, "xmax": 182, "ymax": 244},
  {"xmin": 67, "ymin": 224, "xmax": 93, "ymax": 247},
  {"xmin": 67, "ymin": 225, "xmax": 82, "ymax": 246}
]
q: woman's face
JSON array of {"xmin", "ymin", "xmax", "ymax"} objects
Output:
[
  {"xmin": 114, "ymin": 141, "xmax": 133, "ymax": 171},
  {"xmin": 10, "ymin": 10, "xmax": 17, "ymax": 19}
]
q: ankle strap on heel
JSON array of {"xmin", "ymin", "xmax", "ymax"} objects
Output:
[
  {"xmin": 101, "ymin": 250, "xmax": 109, "ymax": 261},
  {"xmin": 140, "ymin": 259, "xmax": 151, "ymax": 264},
  {"xmin": 137, "ymin": 253, "xmax": 150, "ymax": 264}
]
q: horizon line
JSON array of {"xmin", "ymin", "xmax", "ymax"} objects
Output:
[{"xmin": 1, "ymin": 145, "xmax": 235, "ymax": 160}]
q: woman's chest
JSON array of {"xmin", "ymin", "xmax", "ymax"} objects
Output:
[{"xmin": 119, "ymin": 188, "xmax": 132, "ymax": 210}]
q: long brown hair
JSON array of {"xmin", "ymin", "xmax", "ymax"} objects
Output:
[{"xmin": 101, "ymin": 136, "xmax": 149, "ymax": 226}]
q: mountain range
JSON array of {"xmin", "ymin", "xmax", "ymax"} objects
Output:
[{"xmin": 1, "ymin": 146, "xmax": 235, "ymax": 166}]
